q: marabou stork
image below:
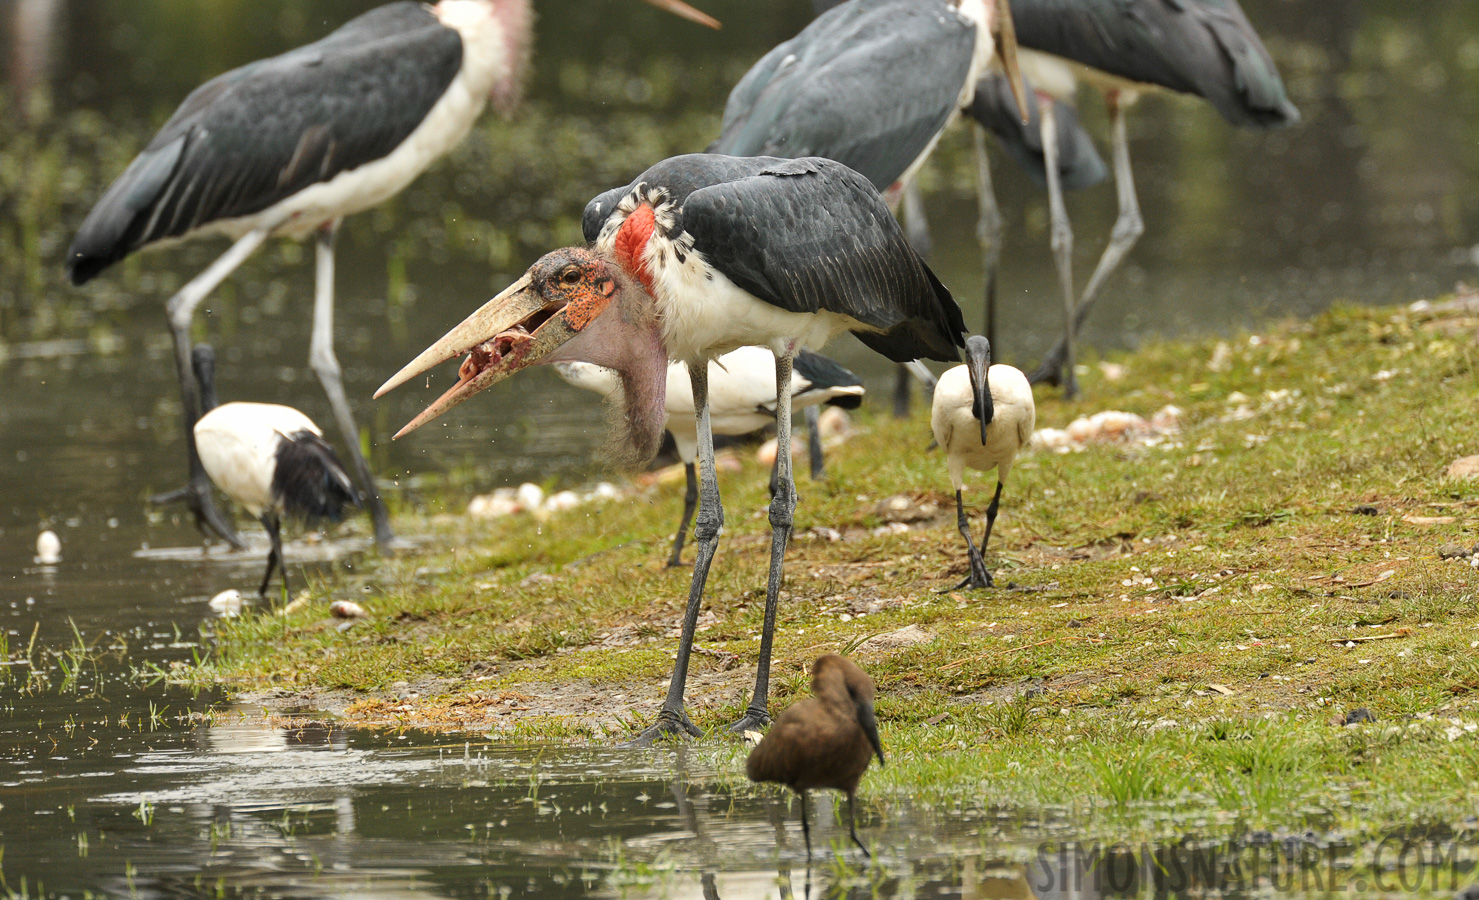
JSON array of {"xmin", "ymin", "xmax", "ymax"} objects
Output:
[
  {"xmin": 377, "ymin": 154, "xmax": 967, "ymax": 741},
  {"xmin": 190, "ymin": 345, "xmax": 360, "ymax": 598},
  {"xmin": 746, "ymin": 653, "xmax": 884, "ymax": 858},
  {"xmin": 931, "ymin": 335, "xmax": 1033, "ymax": 589},
  {"xmin": 554, "ymin": 346, "xmax": 866, "ymax": 567},
  {"xmin": 1011, "ymin": 0, "xmax": 1299, "ymax": 396},
  {"xmin": 712, "ymin": 0, "xmax": 1026, "ymax": 417},
  {"xmin": 64, "ymin": 0, "xmax": 718, "ymax": 552}
]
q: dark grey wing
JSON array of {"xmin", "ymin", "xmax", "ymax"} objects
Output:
[
  {"xmin": 1013, "ymin": 0, "xmax": 1297, "ymax": 128},
  {"xmin": 66, "ymin": 2, "xmax": 462, "ymax": 284},
  {"xmin": 710, "ymin": 0, "xmax": 975, "ymax": 191},
  {"xmin": 965, "ymin": 72, "xmax": 1108, "ymax": 191},
  {"xmin": 582, "ymin": 186, "xmax": 630, "ymax": 244},
  {"xmin": 675, "ymin": 156, "xmax": 965, "ymax": 362},
  {"xmin": 793, "ymin": 350, "xmax": 865, "ymax": 409}
]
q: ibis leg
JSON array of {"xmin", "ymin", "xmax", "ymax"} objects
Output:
[
  {"xmin": 155, "ymin": 228, "xmax": 271, "ymax": 550},
  {"xmin": 947, "ymin": 488, "xmax": 993, "ymax": 591},
  {"xmin": 1033, "ymin": 94, "xmax": 1144, "ymax": 389},
  {"xmin": 805, "ymin": 405, "xmax": 825, "ymax": 481},
  {"xmin": 1034, "ymin": 98, "xmax": 1078, "ymax": 399},
  {"xmin": 981, "ymin": 481, "xmax": 1005, "ymax": 554},
  {"xmin": 974, "ymin": 126, "xmax": 1005, "ymax": 350},
  {"xmin": 259, "ymin": 514, "xmax": 286, "ymax": 600},
  {"xmin": 847, "ymin": 792, "xmax": 871, "ymax": 858},
  {"xmin": 666, "ymin": 462, "xmax": 699, "ymax": 568},
  {"xmin": 626, "ymin": 366, "xmax": 716, "ymax": 744},
  {"xmin": 308, "ymin": 220, "xmax": 397, "ymax": 551},
  {"xmin": 729, "ymin": 349, "xmax": 797, "ymax": 734}
]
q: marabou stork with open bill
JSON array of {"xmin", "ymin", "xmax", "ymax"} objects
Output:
[
  {"xmin": 746, "ymin": 653, "xmax": 884, "ymax": 858},
  {"xmin": 962, "ymin": 70, "xmax": 1107, "ymax": 351},
  {"xmin": 190, "ymin": 345, "xmax": 360, "ymax": 598},
  {"xmin": 1010, "ymin": 0, "xmax": 1298, "ymax": 396},
  {"xmin": 555, "ymin": 346, "xmax": 866, "ymax": 567},
  {"xmin": 64, "ymin": 0, "xmax": 718, "ymax": 553},
  {"xmin": 931, "ymin": 335, "xmax": 1033, "ymax": 589},
  {"xmin": 713, "ymin": 0, "xmax": 1026, "ymax": 417},
  {"xmin": 376, "ymin": 154, "xmax": 967, "ymax": 741}
]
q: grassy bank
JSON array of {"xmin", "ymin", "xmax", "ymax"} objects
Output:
[{"xmin": 188, "ymin": 298, "xmax": 1479, "ymax": 836}]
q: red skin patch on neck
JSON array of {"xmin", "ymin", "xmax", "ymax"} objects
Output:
[{"xmin": 613, "ymin": 205, "xmax": 657, "ymax": 294}]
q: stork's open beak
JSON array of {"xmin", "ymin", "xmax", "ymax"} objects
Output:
[
  {"xmin": 642, "ymin": 0, "xmax": 721, "ymax": 29},
  {"xmin": 374, "ymin": 273, "xmax": 592, "ymax": 439},
  {"xmin": 995, "ymin": 0, "xmax": 1028, "ymax": 125}
]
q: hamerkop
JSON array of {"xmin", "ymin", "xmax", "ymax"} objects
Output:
[{"xmin": 746, "ymin": 654, "xmax": 885, "ymax": 857}]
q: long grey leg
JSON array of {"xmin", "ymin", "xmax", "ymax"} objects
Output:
[
  {"xmin": 308, "ymin": 220, "xmax": 396, "ymax": 550},
  {"xmin": 667, "ymin": 462, "xmax": 698, "ymax": 568},
  {"xmin": 974, "ymin": 126, "xmax": 1005, "ymax": 349},
  {"xmin": 154, "ymin": 228, "xmax": 271, "ymax": 550},
  {"xmin": 847, "ymin": 792, "xmax": 871, "ymax": 858},
  {"xmin": 729, "ymin": 347, "xmax": 797, "ymax": 733},
  {"xmin": 1034, "ymin": 93, "xmax": 1145, "ymax": 389},
  {"xmin": 626, "ymin": 364, "xmax": 715, "ymax": 744},
  {"xmin": 805, "ymin": 405, "xmax": 825, "ymax": 480},
  {"xmin": 947, "ymin": 488, "xmax": 992, "ymax": 591},
  {"xmin": 799, "ymin": 791, "xmax": 812, "ymax": 859},
  {"xmin": 1037, "ymin": 96, "xmax": 1078, "ymax": 399},
  {"xmin": 259, "ymin": 513, "xmax": 286, "ymax": 600}
]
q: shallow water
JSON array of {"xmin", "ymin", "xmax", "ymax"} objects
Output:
[{"xmin": 3, "ymin": 0, "xmax": 1479, "ymax": 894}]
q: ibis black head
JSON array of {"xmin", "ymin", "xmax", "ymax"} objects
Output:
[
  {"xmin": 965, "ymin": 335, "xmax": 994, "ymax": 445},
  {"xmin": 191, "ymin": 344, "xmax": 219, "ymax": 414}
]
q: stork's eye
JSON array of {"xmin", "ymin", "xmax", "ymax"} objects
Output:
[{"xmin": 560, "ymin": 267, "xmax": 582, "ymax": 285}]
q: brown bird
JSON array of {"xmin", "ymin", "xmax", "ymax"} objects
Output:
[{"xmin": 746, "ymin": 654, "xmax": 885, "ymax": 857}]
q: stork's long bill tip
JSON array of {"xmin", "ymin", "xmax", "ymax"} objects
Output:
[{"xmin": 645, "ymin": 0, "xmax": 721, "ymax": 29}]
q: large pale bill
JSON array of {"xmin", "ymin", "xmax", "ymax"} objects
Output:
[
  {"xmin": 641, "ymin": 0, "xmax": 721, "ymax": 29},
  {"xmin": 997, "ymin": 0, "xmax": 1028, "ymax": 124}
]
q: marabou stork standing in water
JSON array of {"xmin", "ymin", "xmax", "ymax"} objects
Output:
[
  {"xmin": 554, "ymin": 346, "xmax": 866, "ymax": 567},
  {"xmin": 64, "ymin": 0, "xmax": 718, "ymax": 552},
  {"xmin": 712, "ymin": 0, "xmax": 1027, "ymax": 417},
  {"xmin": 1008, "ymin": 0, "xmax": 1299, "ymax": 396},
  {"xmin": 190, "ymin": 345, "xmax": 360, "ymax": 598},
  {"xmin": 931, "ymin": 335, "xmax": 1033, "ymax": 589},
  {"xmin": 377, "ymin": 154, "xmax": 967, "ymax": 741}
]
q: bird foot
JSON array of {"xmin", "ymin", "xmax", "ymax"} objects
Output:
[
  {"xmin": 726, "ymin": 708, "xmax": 772, "ymax": 735},
  {"xmin": 1027, "ymin": 356, "xmax": 1063, "ymax": 388},
  {"xmin": 622, "ymin": 708, "xmax": 703, "ymax": 747},
  {"xmin": 941, "ymin": 569, "xmax": 994, "ymax": 592},
  {"xmin": 151, "ymin": 480, "xmax": 246, "ymax": 550}
]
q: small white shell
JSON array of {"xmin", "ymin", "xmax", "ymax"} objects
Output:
[
  {"xmin": 35, "ymin": 530, "xmax": 61, "ymax": 565},
  {"xmin": 516, "ymin": 483, "xmax": 545, "ymax": 512},
  {"xmin": 208, "ymin": 589, "xmax": 244, "ymax": 617},
  {"xmin": 329, "ymin": 600, "xmax": 369, "ymax": 620},
  {"xmin": 544, "ymin": 490, "xmax": 582, "ymax": 512}
]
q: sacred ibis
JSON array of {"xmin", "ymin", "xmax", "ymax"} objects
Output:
[
  {"xmin": 191, "ymin": 345, "xmax": 360, "ymax": 598},
  {"xmin": 931, "ymin": 335, "xmax": 1034, "ymax": 589},
  {"xmin": 555, "ymin": 346, "xmax": 865, "ymax": 567},
  {"xmin": 64, "ymin": 0, "xmax": 718, "ymax": 551},
  {"xmin": 746, "ymin": 653, "xmax": 884, "ymax": 858},
  {"xmin": 377, "ymin": 154, "xmax": 967, "ymax": 741}
]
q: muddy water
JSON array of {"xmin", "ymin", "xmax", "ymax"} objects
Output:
[{"xmin": 3, "ymin": 0, "xmax": 1479, "ymax": 894}]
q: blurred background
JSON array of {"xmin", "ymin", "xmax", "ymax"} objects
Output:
[{"xmin": 1, "ymin": 0, "xmax": 1476, "ymax": 525}]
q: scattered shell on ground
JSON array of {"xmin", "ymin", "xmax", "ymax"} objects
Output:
[
  {"xmin": 875, "ymin": 495, "xmax": 938, "ymax": 524},
  {"xmin": 1403, "ymin": 515, "xmax": 1458, "ymax": 526},
  {"xmin": 470, "ymin": 480, "xmax": 630, "ymax": 519},
  {"xmin": 544, "ymin": 490, "xmax": 581, "ymax": 512},
  {"xmin": 207, "ymin": 589, "xmax": 244, "ymax": 617},
  {"xmin": 1098, "ymin": 361, "xmax": 1127, "ymax": 381},
  {"xmin": 858, "ymin": 624, "xmax": 934, "ymax": 652},
  {"xmin": 35, "ymin": 530, "xmax": 61, "ymax": 565},
  {"xmin": 1207, "ymin": 341, "xmax": 1233, "ymax": 372},
  {"xmin": 817, "ymin": 407, "xmax": 854, "ymax": 445},
  {"xmin": 1030, "ymin": 405, "xmax": 1181, "ymax": 454},
  {"xmin": 330, "ymin": 600, "xmax": 369, "ymax": 619},
  {"xmin": 1448, "ymin": 456, "xmax": 1479, "ymax": 480},
  {"xmin": 515, "ymin": 483, "xmax": 545, "ymax": 512}
]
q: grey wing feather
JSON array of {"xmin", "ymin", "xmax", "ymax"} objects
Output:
[
  {"xmin": 66, "ymin": 2, "xmax": 462, "ymax": 284},
  {"xmin": 672, "ymin": 155, "xmax": 965, "ymax": 362},
  {"xmin": 965, "ymin": 72, "xmax": 1107, "ymax": 191},
  {"xmin": 711, "ymin": 0, "xmax": 976, "ymax": 191},
  {"xmin": 1013, "ymin": 0, "xmax": 1297, "ymax": 128}
]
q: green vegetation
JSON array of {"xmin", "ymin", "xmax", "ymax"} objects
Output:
[{"xmin": 187, "ymin": 298, "xmax": 1479, "ymax": 838}]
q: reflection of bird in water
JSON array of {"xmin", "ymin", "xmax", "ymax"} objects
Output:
[
  {"xmin": 931, "ymin": 335, "xmax": 1034, "ymax": 590},
  {"xmin": 377, "ymin": 154, "xmax": 967, "ymax": 743},
  {"xmin": 746, "ymin": 654, "xmax": 885, "ymax": 857},
  {"xmin": 1009, "ymin": 0, "xmax": 1300, "ymax": 397},
  {"xmin": 554, "ymin": 346, "xmax": 865, "ymax": 567},
  {"xmin": 63, "ymin": 0, "xmax": 717, "ymax": 552},
  {"xmin": 191, "ymin": 345, "xmax": 360, "ymax": 598}
]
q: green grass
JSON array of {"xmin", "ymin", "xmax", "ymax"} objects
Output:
[{"xmin": 186, "ymin": 298, "xmax": 1479, "ymax": 838}]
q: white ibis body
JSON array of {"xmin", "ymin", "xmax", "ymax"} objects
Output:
[
  {"xmin": 931, "ymin": 335, "xmax": 1034, "ymax": 589},
  {"xmin": 377, "ymin": 153, "xmax": 967, "ymax": 741},
  {"xmin": 191, "ymin": 346, "xmax": 360, "ymax": 598},
  {"xmin": 64, "ymin": 0, "xmax": 717, "ymax": 553},
  {"xmin": 715, "ymin": 0, "xmax": 1025, "ymax": 417},
  {"xmin": 746, "ymin": 654, "xmax": 884, "ymax": 858},
  {"xmin": 1009, "ymin": 0, "xmax": 1298, "ymax": 396},
  {"xmin": 555, "ymin": 346, "xmax": 865, "ymax": 566}
]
